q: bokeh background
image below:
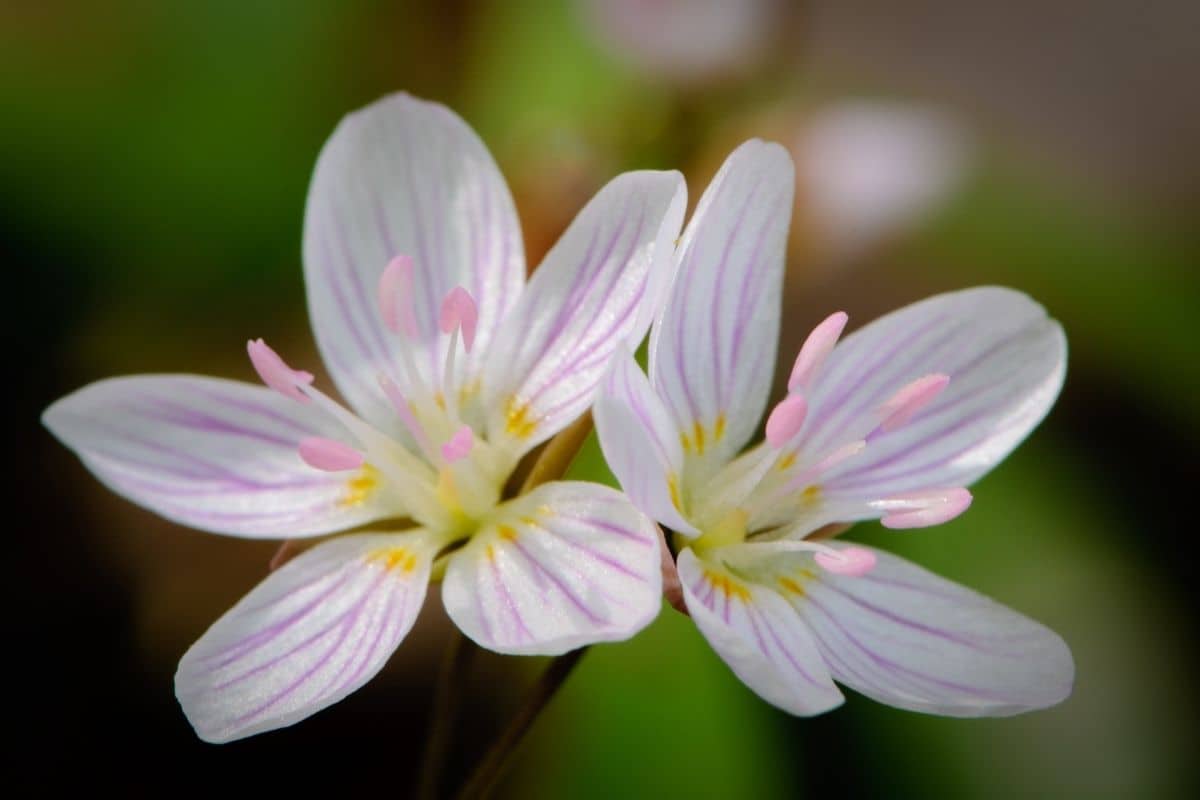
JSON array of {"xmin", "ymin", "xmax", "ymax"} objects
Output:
[{"xmin": 6, "ymin": 0, "xmax": 1199, "ymax": 796}]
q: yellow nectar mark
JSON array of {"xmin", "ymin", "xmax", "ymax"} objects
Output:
[
  {"xmin": 667, "ymin": 472, "xmax": 683, "ymax": 513},
  {"xmin": 497, "ymin": 525, "xmax": 519, "ymax": 543},
  {"xmin": 486, "ymin": 544, "xmax": 496, "ymax": 562},
  {"xmin": 693, "ymin": 421, "xmax": 706, "ymax": 455},
  {"xmin": 776, "ymin": 452, "xmax": 797, "ymax": 471},
  {"xmin": 458, "ymin": 379, "xmax": 481, "ymax": 406},
  {"xmin": 369, "ymin": 546, "xmax": 417, "ymax": 573},
  {"xmin": 714, "ymin": 413, "xmax": 726, "ymax": 442},
  {"xmin": 434, "ymin": 392, "xmax": 447, "ymax": 411},
  {"xmin": 704, "ymin": 569, "xmax": 750, "ymax": 601},
  {"xmin": 504, "ymin": 397, "xmax": 538, "ymax": 439},
  {"xmin": 680, "ymin": 430, "xmax": 692, "ymax": 454},
  {"xmin": 801, "ymin": 485, "xmax": 822, "ymax": 506},
  {"xmin": 339, "ymin": 464, "xmax": 379, "ymax": 507},
  {"xmin": 777, "ymin": 576, "xmax": 806, "ymax": 596}
]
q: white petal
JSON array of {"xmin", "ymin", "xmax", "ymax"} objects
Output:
[
  {"xmin": 649, "ymin": 140, "xmax": 794, "ymax": 479},
  {"xmin": 594, "ymin": 350, "xmax": 697, "ymax": 535},
  {"xmin": 443, "ymin": 482, "xmax": 662, "ymax": 655},
  {"xmin": 42, "ymin": 376, "xmax": 399, "ymax": 538},
  {"xmin": 677, "ymin": 548, "xmax": 843, "ymax": 715},
  {"xmin": 805, "ymin": 287, "xmax": 1066, "ymax": 507},
  {"xmin": 772, "ymin": 544, "xmax": 1074, "ymax": 716},
  {"xmin": 799, "ymin": 102, "xmax": 969, "ymax": 260},
  {"xmin": 175, "ymin": 531, "xmax": 436, "ymax": 742},
  {"xmin": 304, "ymin": 93, "xmax": 524, "ymax": 429},
  {"xmin": 483, "ymin": 170, "xmax": 686, "ymax": 455}
]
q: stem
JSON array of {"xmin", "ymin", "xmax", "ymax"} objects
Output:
[
  {"xmin": 520, "ymin": 412, "xmax": 593, "ymax": 494},
  {"xmin": 416, "ymin": 630, "xmax": 478, "ymax": 800},
  {"xmin": 455, "ymin": 647, "xmax": 589, "ymax": 800}
]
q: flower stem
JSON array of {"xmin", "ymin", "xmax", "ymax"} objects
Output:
[
  {"xmin": 455, "ymin": 647, "xmax": 589, "ymax": 800},
  {"xmin": 520, "ymin": 412, "xmax": 593, "ymax": 493},
  {"xmin": 416, "ymin": 629, "xmax": 478, "ymax": 800}
]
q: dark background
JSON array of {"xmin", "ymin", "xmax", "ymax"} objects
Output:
[{"xmin": 5, "ymin": 1, "xmax": 1198, "ymax": 796}]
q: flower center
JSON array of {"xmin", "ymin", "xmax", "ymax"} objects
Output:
[{"xmin": 244, "ymin": 255, "xmax": 519, "ymax": 542}]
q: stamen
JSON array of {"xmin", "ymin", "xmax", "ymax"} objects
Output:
[
  {"xmin": 788, "ymin": 311, "xmax": 848, "ymax": 391},
  {"xmin": 439, "ymin": 286, "xmax": 479, "ymax": 352},
  {"xmin": 877, "ymin": 373, "xmax": 949, "ymax": 434},
  {"xmin": 247, "ymin": 338, "xmax": 313, "ymax": 402},
  {"xmin": 298, "ymin": 437, "xmax": 364, "ymax": 471},
  {"xmin": 378, "ymin": 374, "xmax": 439, "ymax": 464},
  {"xmin": 441, "ymin": 425, "xmax": 474, "ymax": 463},
  {"xmin": 785, "ymin": 438, "xmax": 867, "ymax": 491},
  {"xmin": 814, "ymin": 546, "xmax": 877, "ymax": 576},
  {"xmin": 726, "ymin": 539, "xmax": 876, "ymax": 577},
  {"xmin": 378, "ymin": 255, "xmax": 418, "ymax": 336},
  {"xmin": 765, "ymin": 393, "xmax": 808, "ymax": 448},
  {"xmin": 877, "ymin": 487, "xmax": 972, "ymax": 529}
]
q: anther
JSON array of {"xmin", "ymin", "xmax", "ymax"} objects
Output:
[
  {"xmin": 878, "ymin": 487, "xmax": 972, "ymax": 529},
  {"xmin": 765, "ymin": 393, "xmax": 808, "ymax": 448},
  {"xmin": 298, "ymin": 437, "xmax": 365, "ymax": 471},
  {"xmin": 877, "ymin": 373, "xmax": 949, "ymax": 433},
  {"xmin": 439, "ymin": 286, "xmax": 479, "ymax": 352},
  {"xmin": 441, "ymin": 425, "xmax": 474, "ymax": 463},
  {"xmin": 788, "ymin": 311, "xmax": 848, "ymax": 391},
  {"xmin": 378, "ymin": 255, "xmax": 418, "ymax": 336},
  {"xmin": 814, "ymin": 546, "xmax": 877, "ymax": 576},
  {"xmin": 247, "ymin": 339, "xmax": 313, "ymax": 402}
]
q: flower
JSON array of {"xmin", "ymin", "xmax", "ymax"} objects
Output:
[
  {"xmin": 44, "ymin": 93, "xmax": 687, "ymax": 742},
  {"xmin": 594, "ymin": 139, "xmax": 1073, "ymax": 717},
  {"xmin": 794, "ymin": 101, "xmax": 970, "ymax": 263}
]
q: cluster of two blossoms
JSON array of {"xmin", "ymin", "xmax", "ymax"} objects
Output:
[{"xmin": 44, "ymin": 94, "xmax": 1073, "ymax": 744}]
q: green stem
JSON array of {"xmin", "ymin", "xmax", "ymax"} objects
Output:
[
  {"xmin": 454, "ymin": 647, "xmax": 589, "ymax": 800},
  {"xmin": 416, "ymin": 630, "xmax": 478, "ymax": 800}
]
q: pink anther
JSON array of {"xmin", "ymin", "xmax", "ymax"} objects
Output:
[
  {"xmin": 298, "ymin": 437, "xmax": 364, "ymax": 471},
  {"xmin": 878, "ymin": 373, "xmax": 949, "ymax": 433},
  {"xmin": 441, "ymin": 425, "xmax": 474, "ymax": 463},
  {"xmin": 880, "ymin": 487, "xmax": 972, "ymax": 529},
  {"xmin": 378, "ymin": 255, "xmax": 419, "ymax": 336},
  {"xmin": 247, "ymin": 338, "xmax": 313, "ymax": 402},
  {"xmin": 765, "ymin": 393, "xmax": 809, "ymax": 448},
  {"xmin": 439, "ymin": 286, "xmax": 479, "ymax": 352},
  {"xmin": 815, "ymin": 546, "xmax": 877, "ymax": 577},
  {"xmin": 788, "ymin": 311, "xmax": 848, "ymax": 391}
]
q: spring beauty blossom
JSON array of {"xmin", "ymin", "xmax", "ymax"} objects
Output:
[
  {"xmin": 43, "ymin": 93, "xmax": 688, "ymax": 742},
  {"xmin": 594, "ymin": 140, "xmax": 1073, "ymax": 716}
]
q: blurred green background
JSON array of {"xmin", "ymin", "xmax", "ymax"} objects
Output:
[{"xmin": 6, "ymin": 0, "xmax": 1198, "ymax": 796}]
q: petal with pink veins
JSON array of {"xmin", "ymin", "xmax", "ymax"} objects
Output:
[
  {"xmin": 304, "ymin": 93, "xmax": 525, "ymax": 429},
  {"xmin": 677, "ymin": 548, "xmax": 844, "ymax": 716},
  {"xmin": 443, "ymin": 482, "xmax": 662, "ymax": 655},
  {"xmin": 483, "ymin": 169, "xmax": 686, "ymax": 456},
  {"xmin": 650, "ymin": 140, "xmax": 794, "ymax": 481},
  {"xmin": 594, "ymin": 350, "xmax": 697, "ymax": 535},
  {"xmin": 42, "ymin": 376, "xmax": 400, "ymax": 538},
  {"xmin": 765, "ymin": 544, "xmax": 1074, "ymax": 716},
  {"xmin": 175, "ymin": 530, "xmax": 436, "ymax": 742}
]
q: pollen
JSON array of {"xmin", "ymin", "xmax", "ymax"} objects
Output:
[
  {"xmin": 705, "ymin": 569, "xmax": 750, "ymax": 601},
  {"xmin": 505, "ymin": 397, "xmax": 538, "ymax": 439},
  {"xmin": 369, "ymin": 546, "xmax": 418, "ymax": 573},
  {"xmin": 339, "ymin": 464, "xmax": 379, "ymax": 507}
]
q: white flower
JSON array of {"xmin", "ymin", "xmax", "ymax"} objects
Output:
[
  {"xmin": 44, "ymin": 93, "xmax": 687, "ymax": 742},
  {"xmin": 595, "ymin": 139, "xmax": 1073, "ymax": 717}
]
